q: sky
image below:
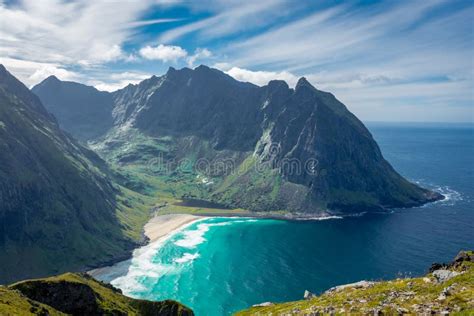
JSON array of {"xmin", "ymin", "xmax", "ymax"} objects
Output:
[{"xmin": 0, "ymin": 0, "xmax": 473, "ymax": 122}]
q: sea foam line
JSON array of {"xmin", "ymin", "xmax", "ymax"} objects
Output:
[
  {"xmin": 110, "ymin": 217, "xmax": 259, "ymax": 296},
  {"xmin": 109, "ymin": 217, "xmax": 209, "ymax": 295},
  {"xmin": 413, "ymin": 179, "xmax": 463, "ymax": 206}
]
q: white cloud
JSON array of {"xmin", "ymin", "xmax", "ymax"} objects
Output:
[
  {"xmin": 215, "ymin": 1, "xmax": 473, "ymax": 122},
  {"xmin": 89, "ymin": 72, "xmax": 152, "ymax": 92},
  {"xmin": 93, "ymin": 81, "xmax": 135, "ymax": 92},
  {"xmin": 219, "ymin": 66, "xmax": 298, "ymax": 87},
  {"xmin": 0, "ymin": 57, "xmax": 80, "ymax": 87},
  {"xmin": 0, "ymin": 0, "xmax": 181, "ymax": 72},
  {"xmin": 1, "ymin": 0, "xmax": 471, "ymax": 122},
  {"xmin": 28, "ymin": 66, "xmax": 79, "ymax": 83},
  {"xmin": 139, "ymin": 44, "xmax": 188, "ymax": 62},
  {"xmin": 212, "ymin": 62, "xmax": 232, "ymax": 71},
  {"xmin": 187, "ymin": 48, "xmax": 212, "ymax": 66}
]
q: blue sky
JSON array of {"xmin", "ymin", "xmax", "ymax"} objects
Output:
[{"xmin": 0, "ymin": 0, "xmax": 472, "ymax": 122}]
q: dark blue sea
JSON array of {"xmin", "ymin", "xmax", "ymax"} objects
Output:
[{"xmin": 108, "ymin": 122, "xmax": 474, "ymax": 315}]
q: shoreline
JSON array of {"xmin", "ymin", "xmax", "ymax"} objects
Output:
[
  {"xmin": 144, "ymin": 213, "xmax": 206, "ymax": 243},
  {"xmin": 86, "ymin": 195, "xmax": 448, "ymax": 281},
  {"xmin": 88, "ymin": 213, "xmax": 207, "ymax": 280},
  {"xmin": 87, "ymin": 210, "xmax": 351, "ymax": 281},
  {"xmin": 87, "ymin": 204, "xmax": 424, "ymax": 281}
]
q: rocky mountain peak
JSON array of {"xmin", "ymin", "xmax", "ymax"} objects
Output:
[
  {"xmin": 295, "ymin": 77, "xmax": 315, "ymax": 91},
  {"xmin": 44, "ymin": 74, "xmax": 60, "ymax": 82},
  {"xmin": 267, "ymin": 79, "xmax": 290, "ymax": 90},
  {"xmin": 32, "ymin": 64, "xmax": 443, "ymax": 214}
]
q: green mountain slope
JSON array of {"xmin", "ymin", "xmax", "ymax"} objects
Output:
[
  {"xmin": 1, "ymin": 272, "xmax": 193, "ymax": 315},
  {"xmin": 0, "ymin": 65, "xmax": 149, "ymax": 284}
]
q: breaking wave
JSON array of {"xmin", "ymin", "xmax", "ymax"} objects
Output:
[{"xmin": 110, "ymin": 217, "xmax": 262, "ymax": 297}]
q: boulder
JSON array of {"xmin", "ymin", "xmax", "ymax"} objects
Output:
[
  {"xmin": 252, "ymin": 302, "xmax": 274, "ymax": 307},
  {"xmin": 304, "ymin": 290, "xmax": 316, "ymax": 299},
  {"xmin": 325, "ymin": 280, "xmax": 375, "ymax": 293},
  {"xmin": 432, "ymin": 270, "xmax": 460, "ymax": 283}
]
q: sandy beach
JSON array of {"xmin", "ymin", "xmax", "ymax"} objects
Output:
[
  {"xmin": 144, "ymin": 213, "xmax": 203, "ymax": 243},
  {"xmin": 88, "ymin": 213, "xmax": 205, "ymax": 280},
  {"xmin": 87, "ymin": 211, "xmax": 341, "ymax": 280}
]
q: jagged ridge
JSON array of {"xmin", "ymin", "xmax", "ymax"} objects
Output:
[{"xmin": 33, "ymin": 65, "xmax": 443, "ymax": 214}]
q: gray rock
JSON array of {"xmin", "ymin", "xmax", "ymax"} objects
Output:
[
  {"xmin": 325, "ymin": 280, "xmax": 375, "ymax": 293},
  {"xmin": 252, "ymin": 302, "xmax": 274, "ymax": 307},
  {"xmin": 437, "ymin": 293, "xmax": 447, "ymax": 301},
  {"xmin": 304, "ymin": 290, "xmax": 316, "ymax": 299},
  {"xmin": 432, "ymin": 269, "xmax": 460, "ymax": 283}
]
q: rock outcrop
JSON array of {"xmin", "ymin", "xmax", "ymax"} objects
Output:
[
  {"xmin": 238, "ymin": 251, "xmax": 474, "ymax": 315},
  {"xmin": 1, "ymin": 272, "xmax": 193, "ymax": 315}
]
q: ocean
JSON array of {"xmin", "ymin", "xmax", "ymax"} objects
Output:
[{"xmin": 104, "ymin": 122, "xmax": 474, "ymax": 315}]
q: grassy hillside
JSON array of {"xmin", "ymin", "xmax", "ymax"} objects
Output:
[
  {"xmin": 0, "ymin": 65, "xmax": 152, "ymax": 284},
  {"xmin": 1, "ymin": 273, "xmax": 193, "ymax": 315},
  {"xmin": 237, "ymin": 251, "xmax": 474, "ymax": 315}
]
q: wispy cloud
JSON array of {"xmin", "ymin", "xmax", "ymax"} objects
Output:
[
  {"xmin": 187, "ymin": 48, "xmax": 212, "ymax": 67},
  {"xmin": 127, "ymin": 18, "xmax": 183, "ymax": 28},
  {"xmin": 0, "ymin": 0, "xmax": 169, "ymax": 85},
  {"xmin": 0, "ymin": 0, "xmax": 471, "ymax": 121},
  {"xmin": 216, "ymin": 0, "xmax": 473, "ymax": 121},
  {"xmin": 159, "ymin": 0, "xmax": 291, "ymax": 43}
]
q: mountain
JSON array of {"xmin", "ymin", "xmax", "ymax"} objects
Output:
[
  {"xmin": 237, "ymin": 251, "xmax": 474, "ymax": 315},
  {"xmin": 33, "ymin": 65, "xmax": 442, "ymax": 214},
  {"xmin": 1, "ymin": 272, "xmax": 193, "ymax": 315},
  {"xmin": 0, "ymin": 65, "xmax": 142, "ymax": 284},
  {"xmin": 32, "ymin": 76, "xmax": 114, "ymax": 141}
]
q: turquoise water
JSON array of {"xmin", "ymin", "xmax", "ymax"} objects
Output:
[{"xmin": 107, "ymin": 122, "xmax": 474, "ymax": 315}]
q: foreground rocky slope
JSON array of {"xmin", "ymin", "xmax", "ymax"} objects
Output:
[
  {"xmin": 34, "ymin": 65, "xmax": 442, "ymax": 214},
  {"xmin": 237, "ymin": 251, "xmax": 474, "ymax": 315},
  {"xmin": 0, "ymin": 65, "xmax": 149, "ymax": 284},
  {"xmin": 0, "ymin": 273, "xmax": 193, "ymax": 315}
]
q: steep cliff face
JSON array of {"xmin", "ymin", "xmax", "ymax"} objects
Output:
[
  {"xmin": 33, "ymin": 65, "xmax": 442, "ymax": 214},
  {"xmin": 114, "ymin": 66, "xmax": 263, "ymax": 152},
  {"xmin": 0, "ymin": 65, "xmax": 135, "ymax": 284},
  {"xmin": 248, "ymin": 77, "xmax": 440, "ymax": 212},
  {"xmin": 32, "ymin": 76, "xmax": 114, "ymax": 140}
]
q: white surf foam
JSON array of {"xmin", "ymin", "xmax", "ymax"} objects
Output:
[
  {"xmin": 434, "ymin": 185, "xmax": 463, "ymax": 205},
  {"xmin": 109, "ymin": 217, "xmax": 258, "ymax": 295},
  {"xmin": 174, "ymin": 252, "xmax": 200, "ymax": 263},
  {"xmin": 299, "ymin": 215, "xmax": 344, "ymax": 221},
  {"xmin": 413, "ymin": 179, "xmax": 463, "ymax": 207},
  {"xmin": 108, "ymin": 217, "xmax": 210, "ymax": 295},
  {"xmin": 174, "ymin": 221, "xmax": 231, "ymax": 249}
]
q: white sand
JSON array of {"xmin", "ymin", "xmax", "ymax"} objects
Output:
[{"xmin": 144, "ymin": 213, "xmax": 203, "ymax": 243}]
